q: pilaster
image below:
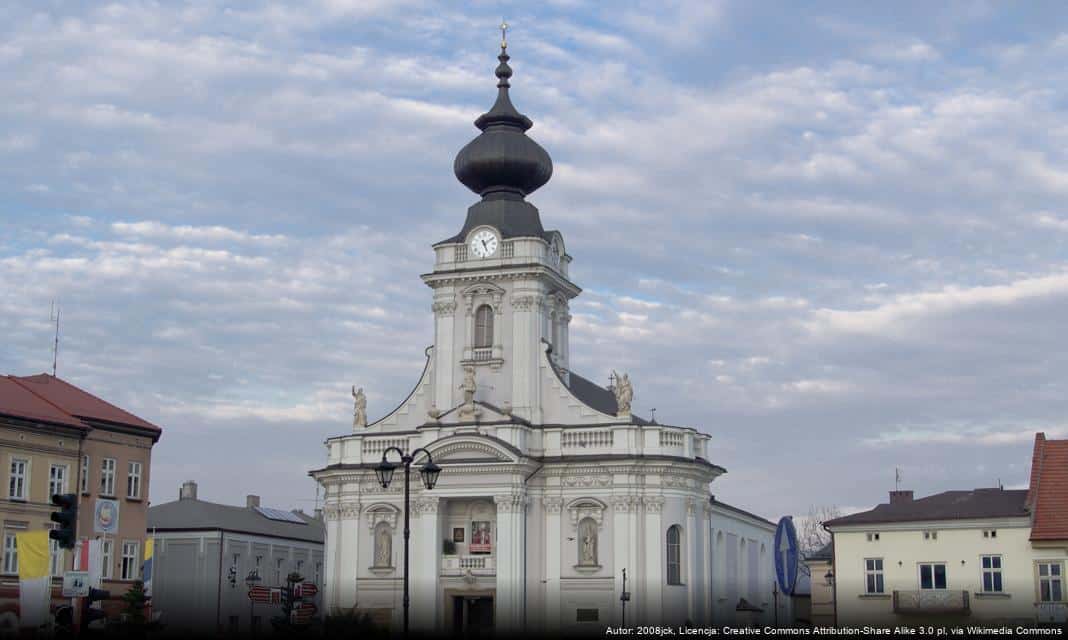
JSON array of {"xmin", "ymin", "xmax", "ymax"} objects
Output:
[
  {"xmin": 337, "ymin": 501, "xmax": 361, "ymax": 610},
  {"xmin": 543, "ymin": 496, "xmax": 563, "ymax": 632},
  {"xmin": 494, "ymin": 493, "xmax": 527, "ymax": 631},
  {"xmin": 643, "ymin": 496, "xmax": 664, "ymax": 624},
  {"xmin": 412, "ymin": 496, "xmax": 441, "ymax": 631}
]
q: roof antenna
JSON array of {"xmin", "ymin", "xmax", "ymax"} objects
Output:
[
  {"xmin": 49, "ymin": 300, "xmax": 60, "ymax": 377},
  {"xmin": 895, "ymin": 467, "xmax": 901, "ymax": 491}
]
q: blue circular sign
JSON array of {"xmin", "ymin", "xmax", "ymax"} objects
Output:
[{"xmin": 774, "ymin": 516, "xmax": 799, "ymax": 595}]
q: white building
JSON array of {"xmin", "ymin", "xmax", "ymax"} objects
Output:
[
  {"xmin": 309, "ymin": 41, "xmax": 766, "ymax": 634},
  {"xmin": 147, "ymin": 481, "xmax": 325, "ymax": 635},
  {"xmin": 825, "ymin": 432, "xmax": 1068, "ymax": 628}
]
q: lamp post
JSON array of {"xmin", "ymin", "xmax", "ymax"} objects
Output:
[
  {"xmin": 245, "ymin": 569, "xmax": 261, "ymax": 636},
  {"xmin": 374, "ymin": 447, "xmax": 442, "ymax": 638},
  {"xmin": 620, "ymin": 568, "xmax": 631, "ymax": 627}
]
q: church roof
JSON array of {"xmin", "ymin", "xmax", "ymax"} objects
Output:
[{"xmin": 441, "ymin": 38, "xmax": 553, "ymax": 245}]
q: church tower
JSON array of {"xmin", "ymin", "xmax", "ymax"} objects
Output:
[{"xmin": 422, "ymin": 35, "xmax": 578, "ymax": 424}]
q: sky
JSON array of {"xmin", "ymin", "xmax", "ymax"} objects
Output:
[{"xmin": 2, "ymin": 1, "xmax": 1067, "ymax": 520}]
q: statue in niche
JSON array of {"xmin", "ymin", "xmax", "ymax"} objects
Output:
[
  {"xmin": 374, "ymin": 523, "xmax": 392, "ymax": 567},
  {"xmin": 578, "ymin": 518, "xmax": 598, "ymax": 566},
  {"xmin": 613, "ymin": 371, "xmax": 633, "ymax": 416},
  {"xmin": 458, "ymin": 366, "xmax": 481, "ymax": 418},
  {"xmin": 352, "ymin": 386, "xmax": 367, "ymax": 429}
]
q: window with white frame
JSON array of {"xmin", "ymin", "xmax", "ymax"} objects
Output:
[
  {"xmin": 1038, "ymin": 562, "xmax": 1064, "ymax": 602},
  {"xmin": 275, "ymin": 558, "xmax": 284, "ymax": 583},
  {"xmin": 865, "ymin": 558, "xmax": 885, "ymax": 594},
  {"xmin": 80, "ymin": 455, "xmax": 89, "ymax": 494},
  {"xmin": 9, "ymin": 458, "xmax": 28, "ymax": 499},
  {"xmin": 100, "ymin": 458, "xmax": 116, "ymax": 496},
  {"xmin": 2, "ymin": 533, "xmax": 17, "ymax": 574},
  {"xmin": 666, "ymin": 525, "xmax": 682, "ymax": 585},
  {"xmin": 866, "ymin": 532, "xmax": 880, "ymax": 542},
  {"xmin": 121, "ymin": 540, "xmax": 139, "ymax": 580},
  {"xmin": 981, "ymin": 555, "xmax": 1003, "ymax": 593},
  {"xmin": 127, "ymin": 462, "xmax": 142, "ymax": 499},
  {"xmin": 101, "ymin": 539, "xmax": 113, "ymax": 579},
  {"xmin": 49, "ymin": 464, "xmax": 68, "ymax": 497},
  {"xmin": 919, "ymin": 562, "xmax": 947, "ymax": 590}
]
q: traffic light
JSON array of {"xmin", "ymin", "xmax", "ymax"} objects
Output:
[
  {"xmin": 82, "ymin": 587, "xmax": 110, "ymax": 631},
  {"xmin": 49, "ymin": 493, "xmax": 77, "ymax": 550}
]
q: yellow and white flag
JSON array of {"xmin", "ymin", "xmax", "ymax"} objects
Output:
[{"xmin": 16, "ymin": 530, "xmax": 51, "ymax": 629}]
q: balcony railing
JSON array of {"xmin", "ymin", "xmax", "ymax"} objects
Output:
[
  {"xmin": 562, "ymin": 430, "xmax": 613, "ymax": 449},
  {"xmin": 893, "ymin": 590, "xmax": 970, "ymax": 614},
  {"xmin": 363, "ymin": 438, "xmax": 407, "ymax": 456},
  {"xmin": 471, "ymin": 347, "xmax": 493, "ymax": 362},
  {"xmin": 442, "ymin": 555, "xmax": 495, "ymax": 576}
]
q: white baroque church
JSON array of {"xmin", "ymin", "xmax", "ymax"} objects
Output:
[{"xmin": 312, "ymin": 39, "xmax": 775, "ymax": 634}]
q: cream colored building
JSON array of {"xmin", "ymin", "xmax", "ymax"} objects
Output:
[
  {"xmin": 825, "ymin": 487, "xmax": 1067, "ymax": 626},
  {"xmin": 804, "ymin": 542, "xmax": 834, "ymax": 627}
]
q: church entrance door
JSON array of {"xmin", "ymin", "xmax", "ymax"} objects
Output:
[{"xmin": 452, "ymin": 595, "xmax": 494, "ymax": 635}]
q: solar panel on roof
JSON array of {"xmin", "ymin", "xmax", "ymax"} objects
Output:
[{"xmin": 254, "ymin": 506, "xmax": 307, "ymax": 524}]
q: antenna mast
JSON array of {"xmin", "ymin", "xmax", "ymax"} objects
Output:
[{"xmin": 50, "ymin": 300, "xmax": 60, "ymax": 377}]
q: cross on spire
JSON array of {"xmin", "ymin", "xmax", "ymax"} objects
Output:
[{"xmin": 500, "ymin": 20, "xmax": 509, "ymax": 50}]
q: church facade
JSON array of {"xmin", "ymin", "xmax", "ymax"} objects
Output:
[{"xmin": 311, "ymin": 40, "xmax": 727, "ymax": 634}]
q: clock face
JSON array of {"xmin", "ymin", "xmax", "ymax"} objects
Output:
[{"xmin": 470, "ymin": 229, "xmax": 499, "ymax": 258}]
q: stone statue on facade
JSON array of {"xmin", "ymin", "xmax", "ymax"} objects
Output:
[
  {"xmin": 458, "ymin": 366, "xmax": 481, "ymax": 418},
  {"xmin": 579, "ymin": 519, "xmax": 598, "ymax": 566},
  {"xmin": 375, "ymin": 525, "xmax": 391, "ymax": 567},
  {"xmin": 352, "ymin": 386, "xmax": 367, "ymax": 429},
  {"xmin": 613, "ymin": 371, "xmax": 633, "ymax": 417}
]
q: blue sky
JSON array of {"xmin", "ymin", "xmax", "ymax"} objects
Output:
[{"xmin": 2, "ymin": 1, "xmax": 1067, "ymax": 519}]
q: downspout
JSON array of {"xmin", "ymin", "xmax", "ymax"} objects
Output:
[
  {"xmin": 822, "ymin": 523, "xmax": 836, "ymax": 628},
  {"xmin": 216, "ymin": 531, "xmax": 224, "ymax": 632}
]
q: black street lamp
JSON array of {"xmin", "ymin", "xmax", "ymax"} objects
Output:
[
  {"xmin": 620, "ymin": 568, "xmax": 631, "ymax": 627},
  {"xmin": 374, "ymin": 446, "xmax": 441, "ymax": 637}
]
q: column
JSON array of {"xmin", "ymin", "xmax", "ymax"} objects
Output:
[
  {"xmin": 686, "ymin": 498, "xmax": 698, "ymax": 622},
  {"xmin": 543, "ymin": 497, "xmax": 563, "ymax": 633},
  {"xmin": 702, "ymin": 504, "xmax": 713, "ymax": 625},
  {"xmin": 337, "ymin": 502, "xmax": 361, "ymax": 611},
  {"xmin": 412, "ymin": 496, "xmax": 441, "ymax": 632},
  {"xmin": 611, "ymin": 495, "xmax": 639, "ymax": 625},
  {"xmin": 432, "ymin": 296, "xmax": 457, "ymax": 412},
  {"xmin": 323, "ymin": 505, "xmax": 341, "ymax": 613},
  {"xmin": 643, "ymin": 496, "xmax": 664, "ymax": 625},
  {"xmin": 494, "ymin": 493, "xmax": 527, "ymax": 631}
]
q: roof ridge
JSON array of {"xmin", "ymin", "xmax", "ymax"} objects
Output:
[
  {"xmin": 15, "ymin": 373, "xmax": 160, "ymax": 431},
  {"xmin": 7, "ymin": 375, "xmax": 89, "ymax": 428}
]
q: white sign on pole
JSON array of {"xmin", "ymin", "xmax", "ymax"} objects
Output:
[{"xmin": 62, "ymin": 571, "xmax": 90, "ymax": 597}]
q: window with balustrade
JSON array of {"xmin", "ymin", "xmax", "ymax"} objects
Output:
[{"xmin": 474, "ymin": 305, "xmax": 493, "ymax": 349}]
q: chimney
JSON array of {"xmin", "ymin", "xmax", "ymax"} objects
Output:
[
  {"xmin": 889, "ymin": 490, "xmax": 913, "ymax": 505},
  {"xmin": 179, "ymin": 481, "xmax": 198, "ymax": 500},
  {"xmin": 314, "ymin": 508, "xmax": 323, "ymax": 521},
  {"xmin": 246, "ymin": 495, "xmax": 260, "ymax": 509}
]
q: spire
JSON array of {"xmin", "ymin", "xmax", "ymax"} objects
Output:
[{"xmin": 454, "ymin": 28, "xmax": 552, "ymax": 200}]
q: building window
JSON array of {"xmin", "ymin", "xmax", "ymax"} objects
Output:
[
  {"xmin": 314, "ymin": 562, "xmax": 321, "ymax": 586},
  {"xmin": 127, "ymin": 462, "xmax": 142, "ymax": 499},
  {"xmin": 866, "ymin": 532, "xmax": 880, "ymax": 542},
  {"xmin": 474, "ymin": 304, "xmax": 493, "ymax": 348},
  {"xmin": 276, "ymin": 558, "xmax": 284, "ymax": 583},
  {"xmin": 121, "ymin": 541, "xmax": 140, "ymax": 580},
  {"xmin": 50, "ymin": 537, "xmax": 62, "ymax": 576},
  {"xmin": 666, "ymin": 525, "xmax": 682, "ymax": 585},
  {"xmin": 9, "ymin": 458, "xmax": 28, "ymax": 500},
  {"xmin": 923, "ymin": 530, "xmax": 938, "ymax": 541},
  {"xmin": 101, "ymin": 540, "xmax": 113, "ymax": 579},
  {"xmin": 981, "ymin": 555, "xmax": 1003, "ymax": 593},
  {"xmin": 919, "ymin": 562, "xmax": 947, "ymax": 590},
  {"xmin": 100, "ymin": 458, "xmax": 116, "ymax": 496},
  {"xmin": 576, "ymin": 608, "xmax": 599, "ymax": 622},
  {"xmin": 80, "ymin": 455, "xmax": 89, "ymax": 494},
  {"xmin": 865, "ymin": 558, "xmax": 885, "ymax": 594},
  {"xmin": 49, "ymin": 464, "xmax": 68, "ymax": 497},
  {"xmin": 983, "ymin": 530, "xmax": 997, "ymax": 539},
  {"xmin": 1038, "ymin": 562, "xmax": 1064, "ymax": 602},
  {"xmin": 3, "ymin": 533, "xmax": 18, "ymax": 574}
]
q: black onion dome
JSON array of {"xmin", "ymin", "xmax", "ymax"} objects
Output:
[{"xmin": 454, "ymin": 45, "xmax": 553, "ymax": 199}]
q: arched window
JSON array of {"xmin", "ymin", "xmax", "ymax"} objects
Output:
[
  {"xmin": 474, "ymin": 305, "xmax": 493, "ymax": 348},
  {"xmin": 667, "ymin": 525, "xmax": 682, "ymax": 585}
]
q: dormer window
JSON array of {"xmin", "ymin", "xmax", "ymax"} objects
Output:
[{"xmin": 475, "ymin": 305, "xmax": 493, "ymax": 348}]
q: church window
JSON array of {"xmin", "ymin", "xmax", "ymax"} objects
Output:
[
  {"xmin": 667, "ymin": 525, "xmax": 683, "ymax": 585},
  {"xmin": 474, "ymin": 305, "xmax": 493, "ymax": 348}
]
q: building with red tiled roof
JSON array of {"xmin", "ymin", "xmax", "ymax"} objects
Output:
[
  {"xmin": 1027, "ymin": 432, "xmax": 1068, "ymax": 543},
  {"xmin": 0, "ymin": 374, "xmax": 162, "ymax": 622}
]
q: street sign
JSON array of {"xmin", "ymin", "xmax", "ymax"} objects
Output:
[
  {"xmin": 294, "ymin": 582, "xmax": 318, "ymax": 599},
  {"xmin": 774, "ymin": 516, "xmax": 799, "ymax": 595},
  {"xmin": 62, "ymin": 571, "xmax": 90, "ymax": 597},
  {"xmin": 248, "ymin": 586, "xmax": 280, "ymax": 604}
]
